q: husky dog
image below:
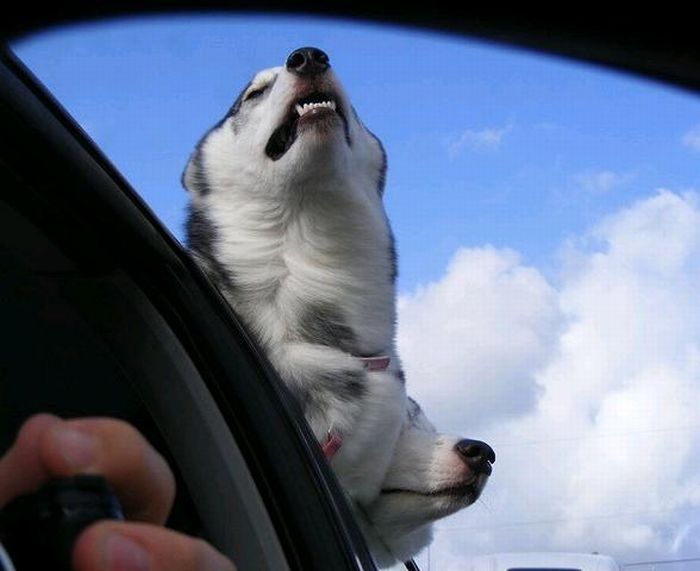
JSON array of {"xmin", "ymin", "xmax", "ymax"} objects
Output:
[{"xmin": 183, "ymin": 47, "xmax": 495, "ymax": 566}]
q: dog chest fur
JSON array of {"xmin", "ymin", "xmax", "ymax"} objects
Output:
[{"xmin": 202, "ymin": 171, "xmax": 395, "ymax": 354}]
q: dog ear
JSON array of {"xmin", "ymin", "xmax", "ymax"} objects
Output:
[{"xmin": 181, "ymin": 149, "xmax": 206, "ymax": 195}]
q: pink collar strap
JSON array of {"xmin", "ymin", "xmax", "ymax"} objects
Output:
[
  {"xmin": 322, "ymin": 430, "xmax": 343, "ymax": 460},
  {"xmin": 358, "ymin": 355, "xmax": 391, "ymax": 371},
  {"xmin": 321, "ymin": 355, "xmax": 391, "ymax": 461}
]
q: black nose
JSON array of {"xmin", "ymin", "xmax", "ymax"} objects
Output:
[
  {"xmin": 455, "ymin": 439, "xmax": 495, "ymax": 476},
  {"xmin": 286, "ymin": 47, "xmax": 330, "ymax": 77}
]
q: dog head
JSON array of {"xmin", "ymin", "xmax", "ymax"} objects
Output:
[
  {"xmin": 183, "ymin": 47, "xmax": 386, "ymax": 201},
  {"xmin": 362, "ymin": 398, "xmax": 495, "ymax": 565}
]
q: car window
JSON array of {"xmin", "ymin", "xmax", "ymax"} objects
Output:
[{"xmin": 11, "ymin": 14, "xmax": 700, "ymax": 571}]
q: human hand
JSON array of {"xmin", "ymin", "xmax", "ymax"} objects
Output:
[{"xmin": 0, "ymin": 414, "xmax": 235, "ymax": 571}]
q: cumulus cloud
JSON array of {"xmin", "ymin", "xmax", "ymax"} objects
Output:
[
  {"xmin": 447, "ymin": 125, "xmax": 511, "ymax": 158},
  {"xmin": 397, "ymin": 246, "xmax": 561, "ymax": 432},
  {"xmin": 682, "ymin": 125, "xmax": 700, "ymax": 153},
  {"xmin": 397, "ymin": 190, "xmax": 700, "ymax": 568}
]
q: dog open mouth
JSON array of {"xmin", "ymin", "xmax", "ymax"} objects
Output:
[{"xmin": 265, "ymin": 91, "xmax": 348, "ymax": 160}]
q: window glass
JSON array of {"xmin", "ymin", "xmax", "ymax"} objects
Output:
[{"xmin": 12, "ymin": 14, "xmax": 700, "ymax": 571}]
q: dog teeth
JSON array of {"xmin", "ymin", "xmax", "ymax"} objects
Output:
[{"xmin": 295, "ymin": 100, "xmax": 337, "ymax": 117}]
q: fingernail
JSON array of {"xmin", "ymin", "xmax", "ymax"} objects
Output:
[
  {"xmin": 50, "ymin": 426, "xmax": 97, "ymax": 470},
  {"xmin": 106, "ymin": 533, "xmax": 150, "ymax": 571}
]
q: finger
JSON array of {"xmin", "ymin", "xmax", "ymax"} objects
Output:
[
  {"xmin": 0, "ymin": 415, "xmax": 175, "ymax": 524},
  {"xmin": 42, "ymin": 417, "xmax": 176, "ymax": 524},
  {"xmin": 73, "ymin": 521, "xmax": 236, "ymax": 571},
  {"xmin": 0, "ymin": 413, "xmax": 58, "ymax": 505}
]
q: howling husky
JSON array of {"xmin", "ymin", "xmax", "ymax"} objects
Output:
[{"xmin": 183, "ymin": 46, "xmax": 494, "ymax": 567}]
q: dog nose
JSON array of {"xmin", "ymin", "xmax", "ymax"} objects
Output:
[
  {"xmin": 286, "ymin": 47, "xmax": 330, "ymax": 77},
  {"xmin": 455, "ymin": 439, "xmax": 496, "ymax": 476}
]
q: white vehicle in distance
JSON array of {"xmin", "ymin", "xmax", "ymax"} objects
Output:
[{"xmin": 466, "ymin": 552, "xmax": 621, "ymax": 571}]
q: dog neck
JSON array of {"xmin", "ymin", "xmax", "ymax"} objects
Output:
[{"xmin": 193, "ymin": 173, "xmax": 397, "ymax": 357}]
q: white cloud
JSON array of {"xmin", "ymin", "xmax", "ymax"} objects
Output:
[
  {"xmin": 397, "ymin": 190, "xmax": 700, "ymax": 567},
  {"xmin": 682, "ymin": 125, "xmax": 700, "ymax": 153},
  {"xmin": 397, "ymin": 246, "xmax": 561, "ymax": 432},
  {"xmin": 447, "ymin": 125, "xmax": 511, "ymax": 158},
  {"xmin": 572, "ymin": 168, "xmax": 633, "ymax": 194}
]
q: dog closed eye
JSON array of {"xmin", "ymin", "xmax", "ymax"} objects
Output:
[{"xmin": 245, "ymin": 87, "xmax": 266, "ymax": 101}]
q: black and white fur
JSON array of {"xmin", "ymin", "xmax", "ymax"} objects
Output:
[{"xmin": 183, "ymin": 47, "xmax": 494, "ymax": 567}]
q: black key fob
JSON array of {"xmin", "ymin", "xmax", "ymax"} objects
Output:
[{"xmin": 0, "ymin": 475, "xmax": 124, "ymax": 571}]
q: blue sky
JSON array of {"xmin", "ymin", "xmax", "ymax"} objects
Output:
[
  {"xmin": 13, "ymin": 14, "xmax": 700, "ymax": 293},
  {"xmin": 12, "ymin": 14, "xmax": 700, "ymax": 570}
]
